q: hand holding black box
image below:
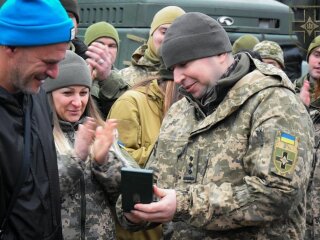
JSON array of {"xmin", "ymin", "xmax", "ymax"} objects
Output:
[{"xmin": 121, "ymin": 167, "xmax": 154, "ymax": 212}]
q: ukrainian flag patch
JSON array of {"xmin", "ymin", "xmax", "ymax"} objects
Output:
[
  {"xmin": 271, "ymin": 131, "xmax": 298, "ymax": 180},
  {"xmin": 280, "ymin": 132, "xmax": 295, "ymax": 145}
]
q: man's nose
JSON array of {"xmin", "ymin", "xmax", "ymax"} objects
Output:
[{"xmin": 173, "ymin": 67, "xmax": 184, "ymax": 84}]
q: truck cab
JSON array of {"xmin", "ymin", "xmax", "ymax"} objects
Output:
[
  {"xmin": 77, "ymin": 0, "xmax": 301, "ymax": 79},
  {"xmin": 0, "ymin": 0, "xmax": 302, "ymax": 79}
]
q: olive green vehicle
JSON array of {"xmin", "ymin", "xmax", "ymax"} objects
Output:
[
  {"xmin": 0, "ymin": 0, "xmax": 302, "ymax": 79},
  {"xmin": 76, "ymin": 0, "xmax": 302, "ymax": 79}
]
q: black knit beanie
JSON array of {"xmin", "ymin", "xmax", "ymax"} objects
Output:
[
  {"xmin": 161, "ymin": 12, "xmax": 232, "ymax": 68},
  {"xmin": 60, "ymin": 0, "xmax": 80, "ymax": 23}
]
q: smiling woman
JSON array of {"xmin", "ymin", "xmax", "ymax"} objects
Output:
[
  {"xmin": 52, "ymin": 86, "xmax": 90, "ymax": 123},
  {"xmin": 42, "ymin": 50, "xmax": 123, "ymax": 240}
]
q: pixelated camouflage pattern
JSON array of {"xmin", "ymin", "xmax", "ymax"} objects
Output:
[
  {"xmin": 253, "ymin": 40, "xmax": 284, "ymax": 68},
  {"xmin": 58, "ymin": 120, "xmax": 123, "ymax": 240},
  {"xmin": 141, "ymin": 55, "xmax": 314, "ymax": 239},
  {"xmin": 91, "ymin": 68, "xmax": 129, "ymax": 118},
  {"xmin": 119, "ymin": 44, "xmax": 160, "ymax": 87},
  {"xmin": 91, "ymin": 68, "xmax": 128, "ymax": 101},
  {"xmin": 295, "ymin": 75, "xmax": 320, "ymax": 240}
]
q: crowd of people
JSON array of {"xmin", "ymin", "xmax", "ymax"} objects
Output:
[{"xmin": 0, "ymin": 0, "xmax": 320, "ymax": 240}]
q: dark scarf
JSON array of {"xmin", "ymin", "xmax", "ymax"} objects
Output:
[{"xmin": 59, "ymin": 117, "xmax": 85, "ymax": 145}]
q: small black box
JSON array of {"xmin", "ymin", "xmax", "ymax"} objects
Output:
[{"xmin": 121, "ymin": 167, "xmax": 154, "ymax": 212}]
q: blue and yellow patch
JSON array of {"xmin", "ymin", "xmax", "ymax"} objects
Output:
[
  {"xmin": 271, "ymin": 131, "xmax": 298, "ymax": 180},
  {"xmin": 280, "ymin": 132, "xmax": 295, "ymax": 145}
]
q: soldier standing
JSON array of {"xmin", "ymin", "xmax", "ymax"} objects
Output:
[
  {"xmin": 253, "ymin": 40, "xmax": 285, "ymax": 70},
  {"xmin": 119, "ymin": 6, "xmax": 185, "ymax": 87},
  {"xmin": 295, "ymin": 35, "xmax": 320, "ymax": 240},
  {"xmin": 117, "ymin": 12, "xmax": 315, "ymax": 239}
]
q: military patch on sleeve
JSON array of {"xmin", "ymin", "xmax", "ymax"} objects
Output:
[{"xmin": 270, "ymin": 131, "xmax": 298, "ymax": 180}]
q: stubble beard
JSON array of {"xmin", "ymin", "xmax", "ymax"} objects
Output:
[{"xmin": 10, "ymin": 66, "xmax": 40, "ymax": 94}]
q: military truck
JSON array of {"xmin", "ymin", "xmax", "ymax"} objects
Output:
[
  {"xmin": 76, "ymin": 0, "xmax": 302, "ymax": 79},
  {"xmin": 0, "ymin": 0, "xmax": 303, "ymax": 79}
]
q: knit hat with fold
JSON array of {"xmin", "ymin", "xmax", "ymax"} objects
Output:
[
  {"xmin": 145, "ymin": 6, "xmax": 185, "ymax": 62},
  {"xmin": 84, "ymin": 21, "xmax": 120, "ymax": 48},
  {"xmin": 150, "ymin": 6, "xmax": 185, "ymax": 36},
  {"xmin": 0, "ymin": 0, "xmax": 74, "ymax": 46},
  {"xmin": 232, "ymin": 34, "xmax": 260, "ymax": 54},
  {"xmin": 307, "ymin": 35, "xmax": 320, "ymax": 62},
  {"xmin": 162, "ymin": 12, "xmax": 232, "ymax": 68},
  {"xmin": 43, "ymin": 50, "xmax": 91, "ymax": 92}
]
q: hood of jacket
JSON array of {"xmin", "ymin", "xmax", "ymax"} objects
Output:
[
  {"xmin": 181, "ymin": 52, "xmax": 294, "ymax": 121},
  {"xmin": 130, "ymin": 44, "xmax": 161, "ymax": 70},
  {"xmin": 135, "ymin": 79, "xmax": 163, "ymax": 103}
]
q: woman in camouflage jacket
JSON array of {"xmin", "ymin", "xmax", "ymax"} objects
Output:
[{"xmin": 43, "ymin": 51, "xmax": 123, "ymax": 240}]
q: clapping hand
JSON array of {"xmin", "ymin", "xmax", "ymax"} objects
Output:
[
  {"xmin": 299, "ymin": 80, "xmax": 311, "ymax": 107},
  {"xmin": 92, "ymin": 119, "xmax": 118, "ymax": 165},
  {"xmin": 86, "ymin": 42, "xmax": 113, "ymax": 81},
  {"xmin": 74, "ymin": 117, "xmax": 97, "ymax": 160}
]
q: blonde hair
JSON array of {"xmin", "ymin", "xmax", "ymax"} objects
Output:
[
  {"xmin": 48, "ymin": 93, "xmax": 104, "ymax": 155},
  {"xmin": 161, "ymin": 79, "xmax": 180, "ymax": 115},
  {"xmin": 132, "ymin": 76, "xmax": 180, "ymax": 121}
]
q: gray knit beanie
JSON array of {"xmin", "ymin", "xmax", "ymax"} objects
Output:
[
  {"xmin": 43, "ymin": 50, "xmax": 91, "ymax": 92},
  {"xmin": 161, "ymin": 12, "xmax": 232, "ymax": 68}
]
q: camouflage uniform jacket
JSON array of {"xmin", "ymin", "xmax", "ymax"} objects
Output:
[
  {"xmin": 295, "ymin": 74, "xmax": 320, "ymax": 240},
  {"xmin": 118, "ymin": 55, "xmax": 314, "ymax": 239},
  {"xmin": 119, "ymin": 44, "xmax": 160, "ymax": 87},
  {"xmin": 91, "ymin": 68, "xmax": 129, "ymax": 118},
  {"xmin": 58, "ymin": 119, "xmax": 123, "ymax": 240}
]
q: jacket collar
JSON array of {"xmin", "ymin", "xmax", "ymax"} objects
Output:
[
  {"xmin": 59, "ymin": 117, "xmax": 85, "ymax": 133},
  {"xmin": 183, "ymin": 53, "xmax": 294, "ymax": 136},
  {"xmin": 180, "ymin": 53, "xmax": 250, "ymax": 119},
  {"xmin": 130, "ymin": 44, "xmax": 161, "ymax": 69}
]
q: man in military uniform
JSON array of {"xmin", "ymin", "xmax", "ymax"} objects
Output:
[
  {"xmin": 84, "ymin": 21, "xmax": 128, "ymax": 118},
  {"xmin": 295, "ymin": 35, "xmax": 320, "ymax": 240},
  {"xmin": 253, "ymin": 40, "xmax": 285, "ymax": 70},
  {"xmin": 117, "ymin": 12, "xmax": 315, "ymax": 239},
  {"xmin": 119, "ymin": 6, "xmax": 185, "ymax": 87}
]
